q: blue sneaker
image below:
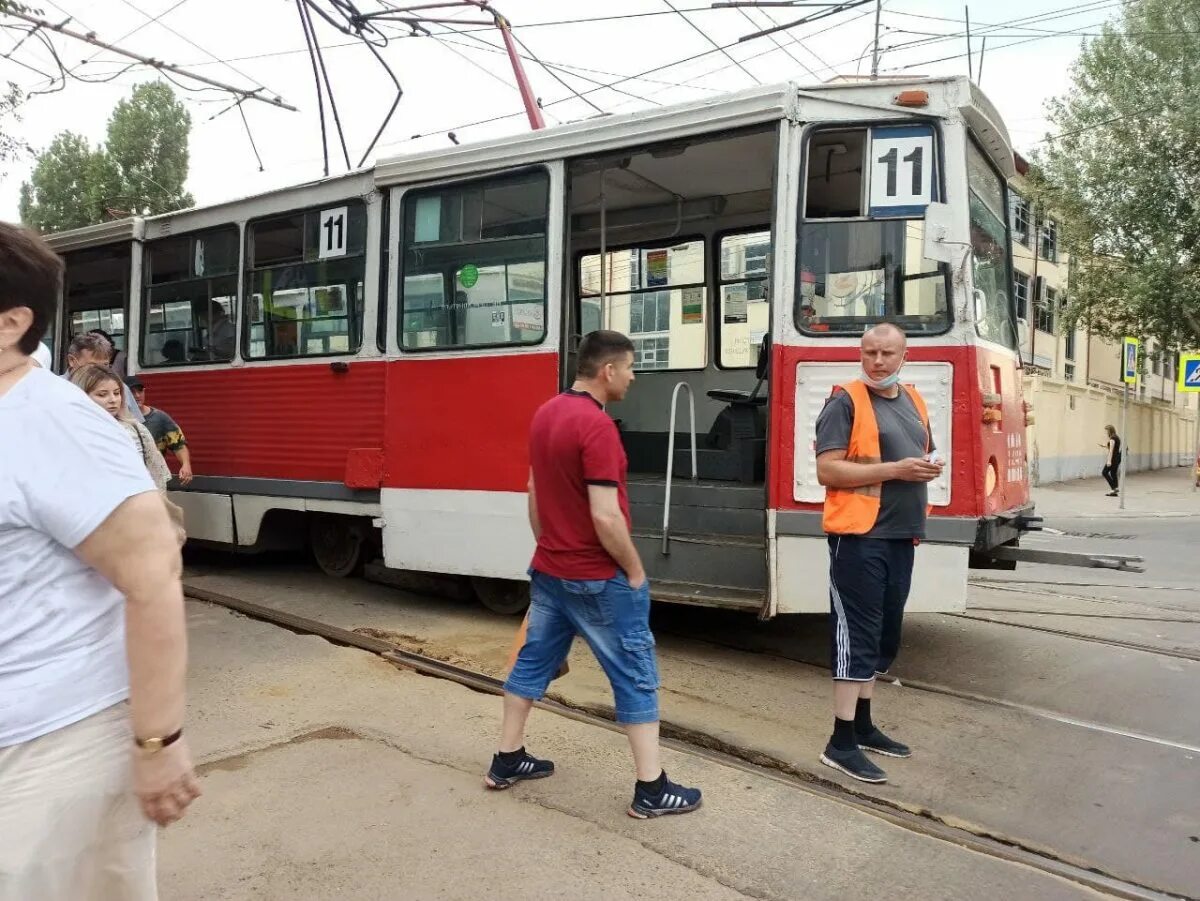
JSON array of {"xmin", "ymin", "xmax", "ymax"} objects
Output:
[
  {"xmin": 484, "ymin": 749, "xmax": 554, "ymax": 790},
  {"xmin": 628, "ymin": 772, "xmax": 702, "ymax": 819}
]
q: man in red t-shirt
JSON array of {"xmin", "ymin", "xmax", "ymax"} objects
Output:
[{"xmin": 484, "ymin": 330, "xmax": 702, "ymax": 819}]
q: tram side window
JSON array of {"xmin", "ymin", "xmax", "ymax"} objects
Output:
[
  {"xmin": 246, "ymin": 203, "xmax": 367, "ymax": 359},
  {"xmin": 142, "ymin": 228, "xmax": 239, "ymax": 366},
  {"xmin": 798, "ymin": 127, "xmax": 949, "ymax": 336},
  {"xmin": 719, "ymin": 231, "xmax": 771, "ymax": 368},
  {"xmin": 400, "ymin": 170, "xmax": 548, "ymax": 350},
  {"xmin": 967, "ymin": 141, "xmax": 1018, "ymax": 349},
  {"xmin": 579, "ymin": 240, "xmax": 707, "ymax": 371}
]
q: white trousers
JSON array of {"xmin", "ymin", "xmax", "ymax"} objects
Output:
[{"xmin": 0, "ymin": 702, "xmax": 157, "ymax": 901}]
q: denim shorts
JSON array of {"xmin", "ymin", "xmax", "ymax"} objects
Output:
[{"xmin": 504, "ymin": 569, "xmax": 660, "ymax": 725}]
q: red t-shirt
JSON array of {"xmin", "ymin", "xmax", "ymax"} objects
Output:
[{"xmin": 529, "ymin": 390, "xmax": 631, "ymax": 580}]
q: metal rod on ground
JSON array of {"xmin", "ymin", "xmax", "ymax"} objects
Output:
[
  {"xmin": 1119, "ymin": 381, "xmax": 1129, "ymax": 510},
  {"xmin": 0, "ymin": 8, "xmax": 297, "ymax": 111}
]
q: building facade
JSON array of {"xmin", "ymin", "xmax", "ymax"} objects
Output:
[{"xmin": 1010, "ymin": 155, "xmax": 1197, "ymax": 484}]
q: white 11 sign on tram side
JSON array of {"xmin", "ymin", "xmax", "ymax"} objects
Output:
[
  {"xmin": 319, "ymin": 206, "xmax": 348, "ymax": 260},
  {"xmin": 868, "ymin": 125, "xmax": 935, "ymax": 218}
]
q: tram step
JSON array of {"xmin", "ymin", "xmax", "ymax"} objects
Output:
[
  {"xmin": 650, "ymin": 579, "xmax": 765, "ymax": 612},
  {"xmin": 628, "ymin": 480, "xmax": 766, "ymax": 536},
  {"xmin": 633, "ymin": 530, "xmax": 767, "ymax": 591}
]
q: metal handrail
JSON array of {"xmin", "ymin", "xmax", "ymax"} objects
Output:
[{"xmin": 662, "ymin": 381, "xmax": 698, "ymax": 555}]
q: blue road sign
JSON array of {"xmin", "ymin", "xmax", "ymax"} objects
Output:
[
  {"xmin": 1122, "ymin": 337, "xmax": 1139, "ymax": 384},
  {"xmin": 1179, "ymin": 354, "xmax": 1200, "ymax": 393}
]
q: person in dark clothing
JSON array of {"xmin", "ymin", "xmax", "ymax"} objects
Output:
[
  {"xmin": 814, "ymin": 322, "xmax": 942, "ymax": 784},
  {"xmin": 1100, "ymin": 425, "xmax": 1122, "ymax": 496}
]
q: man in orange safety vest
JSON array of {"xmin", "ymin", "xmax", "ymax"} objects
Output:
[{"xmin": 813, "ymin": 322, "xmax": 942, "ymax": 784}]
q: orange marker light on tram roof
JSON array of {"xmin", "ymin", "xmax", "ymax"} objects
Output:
[{"xmin": 894, "ymin": 90, "xmax": 929, "ymax": 108}]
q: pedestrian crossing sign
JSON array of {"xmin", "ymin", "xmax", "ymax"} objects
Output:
[
  {"xmin": 1179, "ymin": 353, "xmax": 1200, "ymax": 393},
  {"xmin": 1122, "ymin": 337, "xmax": 1139, "ymax": 384}
]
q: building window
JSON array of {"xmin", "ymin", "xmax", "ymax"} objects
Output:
[
  {"xmin": 246, "ymin": 203, "xmax": 367, "ymax": 359},
  {"xmin": 1039, "ymin": 218, "xmax": 1058, "ymax": 262},
  {"xmin": 1011, "ymin": 197, "xmax": 1031, "ymax": 247},
  {"xmin": 579, "ymin": 238, "xmax": 707, "ymax": 371},
  {"xmin": 400, "ymin": 169, "xmax": 549, "ymax": 350},
  {"xmin": 719, "ymin": 230, "xmax": 771, "ymax": 368},
  {"xmin": 1036, "ymin": 286, "xmax": 1056, "ymax": 334},
  {"xmin": 1013, "ymin": 271, "xmax": 1030, "ymax": 320},
  {"xmin": 142, "ymin": 227, "xmax": 240, "ymax": 366},
  {"xmin": 632, "ymin": 335, "xmax": 671, "ymax": 370}
]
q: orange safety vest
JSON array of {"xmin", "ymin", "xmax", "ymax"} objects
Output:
[{"xmin": 821, "ymin": 380, "xmax": 931, "ymax": 535}]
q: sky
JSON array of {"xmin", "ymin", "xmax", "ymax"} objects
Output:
[{"xmin": 0, "ymin": 0, "xmax": 1120, "ymax": 220}]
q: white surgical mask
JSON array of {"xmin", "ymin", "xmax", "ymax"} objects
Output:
[{"xmin": 860, "ymin": 368, "xmax": 901, "ymax": 391}]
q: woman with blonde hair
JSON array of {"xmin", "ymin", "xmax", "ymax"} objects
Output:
[{"xmin": 70, "ymin": 364, "xmax": 172, "ymax": 491}]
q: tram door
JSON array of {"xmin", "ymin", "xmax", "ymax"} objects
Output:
[{"xmin": 59, "ymin": 244, "xmax": 132, "ymax": 371}]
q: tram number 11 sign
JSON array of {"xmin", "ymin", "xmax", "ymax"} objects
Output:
[
  {"xmin": 319, "ymin": 206, "xmax": 349, "ymax": 260},
  {"xmin": 869, "ymin": 125, "xmax": 935, "ymax": 219},
  {"xmin": 1179, "ymin": 353, "xmax": 1200, "ymax": 393}
]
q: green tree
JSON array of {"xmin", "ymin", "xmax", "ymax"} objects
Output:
[
  {"xmin": 0, "ymin": 81, "xmax": 28, "ymax": 179},
  {"xmin": 105, "ymin": 81, "xmax": 194, "ymax": 216},
  {"xmin": 19, "ymin": 80, "xmax": 194, "ymax": 232},
  {"xmin": 17, "ymin": 133, "xmax": 111, "ymax": 231},
  {"xmin": 1032, "ymin": 0, "xmax": 1200, "ymax": 352}
]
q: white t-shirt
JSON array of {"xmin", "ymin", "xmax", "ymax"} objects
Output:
[{"xmin": 0, "ymin": 367, "xmax": 155, "ymax": 748}]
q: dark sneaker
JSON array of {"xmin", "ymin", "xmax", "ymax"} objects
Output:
[
  {"xmin": 628, "ymin": 773, "xmax": 703, "ymax": 819},
  {"xmin": 856, "ymin": 726, "xmax": 911, "ymax": 759},
  {"xmin": 484, "ymin": 750, "xmax": 554, "ymax": 790},
  {"xmin": 820, "ymin": 742, "xmax": 887, "ymax": 783}
]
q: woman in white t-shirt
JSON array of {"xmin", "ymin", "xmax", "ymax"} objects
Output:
[{"xmin": 0, "ymin": 222, "xmax": 199, "ymax": 901}]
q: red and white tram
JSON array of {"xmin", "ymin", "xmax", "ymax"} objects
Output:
[{"xmin": 46, "ymin": 76, "xmax": 1039, "ymax": 616}]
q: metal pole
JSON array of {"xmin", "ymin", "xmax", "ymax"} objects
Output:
[
  {"xmin": 870, "ymin": 0, "xmax": 882, "ymax": 79},
  {"xmin": 494, "ymin": 13, "xmax": 546, "ymax": 130},
  {"xmin": 1119, "ymin": 382, "xmax": 1129, "ymax": 510},
  {"xmin": 1193, "ymin": 397, "xmax": 1199, "ymax": 492},
  {"xmin": 965, "ymin": 6, "xmax": 974, "ymax": 82}
]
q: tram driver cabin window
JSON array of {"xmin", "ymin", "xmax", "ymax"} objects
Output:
[
  {"xmin": 797, "ymin": 127, "xmax": 949, "ymax": 337},
  {"xmin": 400, "ymin": 170, "xmax": 549, "ymax": 350},
  {"xmin": 246, "ymin": 203, "xmax": 367, "ymax": 359},
  {"xmin": 142, "ymin": 227, "xmax": 239, "ymax": 366}
]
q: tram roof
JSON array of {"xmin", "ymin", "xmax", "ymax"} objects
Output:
[
  {"xmin": 374, "ymin": 75, "xmax": 1014, "ymax": 186},
  {"xmin": 40, "ymin": 76, "xmax": 1014, "ymax": 251}
]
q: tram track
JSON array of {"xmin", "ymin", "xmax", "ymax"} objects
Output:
[
  {"xmin": 183, "ymin": 583, "xmax": 1190, "ymax": 901},
  {"xmin": 945, "ymin": 612, "xmax": 1200, "ymax": 662}
]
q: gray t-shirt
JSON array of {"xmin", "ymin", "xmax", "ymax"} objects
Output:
[{"xmin": 815, "ymin": 386, "xmax": 932, "ymax": 539}]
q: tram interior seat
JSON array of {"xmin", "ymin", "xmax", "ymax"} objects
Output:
[{"xmin": 674, "ymin": 335, "xmax": 770, "ymax": 483}]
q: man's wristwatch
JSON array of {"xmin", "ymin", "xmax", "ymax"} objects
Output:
[{"xmin": 135, "ymin": 728, "xmax": 183, "ymax": 754}]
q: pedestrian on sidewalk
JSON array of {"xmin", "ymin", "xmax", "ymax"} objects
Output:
[
  {"xmin": 485, "ymin": 330, "xmax": 702, "ymax": 819},
  {"xmin": 0, "ymin": 222, "xmax": 199, "ymax": 901},
  {"xmin": 814, "ymin": 322, "xmax": 941, "ymax": 784},
  {"xmin": 1100, "ymin": 425, "xmax": 1122, "ymax": 497}
]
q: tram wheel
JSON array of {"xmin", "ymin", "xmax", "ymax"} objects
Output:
[
  {"xmin": 471, "ymin": 577, "xmax": 530, "ymax": 616},
  {"xmin": 309, "ymin": 514, "xmax": 367, "ymax": 578}
]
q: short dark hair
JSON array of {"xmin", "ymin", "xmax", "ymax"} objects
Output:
[
  {"xmin": 577, "ymin": 330, "xmax": 635, "ymax": 378},
  {"xmin": 0, "ymin": 222, "xmax": 64, "ymax": 355}
]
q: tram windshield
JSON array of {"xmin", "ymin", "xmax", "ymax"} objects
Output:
[{"xmin": 797, "ymin": 127, "xmax": 949, "ymax": 337}]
